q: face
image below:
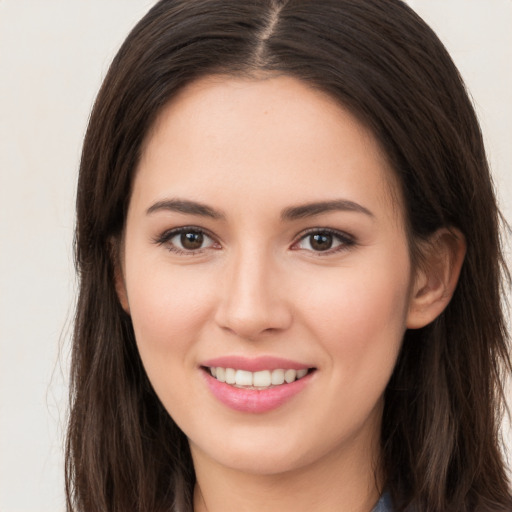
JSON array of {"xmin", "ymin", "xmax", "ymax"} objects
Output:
[{"xmin": 119, "ymin": 75, "xmax": 416, "ymax": 477}]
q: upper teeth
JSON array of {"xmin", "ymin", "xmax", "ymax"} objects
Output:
[{"xmin": 209, "ymin": 367, "xmax": 309, "ymax": 388}]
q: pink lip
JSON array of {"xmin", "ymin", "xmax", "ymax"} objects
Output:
[
  {"xmin": 201, "ymin": 368, "xmax": 315, "ymax": 414},
  {"xmin": 201, "ymin": 355, "xmax": 311, "ymax": 372}
]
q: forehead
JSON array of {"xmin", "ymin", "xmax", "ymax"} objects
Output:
[{"xmin": 134, "ymin": 75, "xmax": 403, "ymax": 223}]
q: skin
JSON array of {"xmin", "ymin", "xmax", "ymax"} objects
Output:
[{"xmin": 116, "ymin": 75, "xmax": 465, "ymax": 512}]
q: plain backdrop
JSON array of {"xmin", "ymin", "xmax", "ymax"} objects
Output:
[{"xmin": 0, "ymin": 1, "xmax": 510, "ymax": 511}]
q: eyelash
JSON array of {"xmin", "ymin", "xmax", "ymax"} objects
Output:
[
  {"xmin": 153, "ymin": 226, "xmax": 356, "ymax": 256},
  {"xmin": 292, "ymin": 228, "xmax": 356, "ymax": 255},
  {"xmin": 152, "ymin": 226, "xmax": 219, "ymax": 256}
]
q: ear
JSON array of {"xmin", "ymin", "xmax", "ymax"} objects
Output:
[
  {"xmin": 406, "ymin": 228, "xmax": 466, "ymax": 329},
  {"xmin": 110, "ymin": 237, "xmax": 130, "ymax": 314}
]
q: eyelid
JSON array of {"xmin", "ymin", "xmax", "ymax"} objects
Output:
[
  {"xmin": 152, "ymin": 225, "xmax": 221, "ymax": 254},
  {"xmin": 291, "ymin": 227, "xmax": 356, "ymax": 254},
  {"xmin": 152, "ymin": 225, "xmax": 355, "ymax": 256}
]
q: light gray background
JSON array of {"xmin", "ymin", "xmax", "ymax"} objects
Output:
[{"xmin": 0, "ymin": 1, "xmax": 510, "ymax": 511}]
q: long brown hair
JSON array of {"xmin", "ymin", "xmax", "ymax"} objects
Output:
[{"xmin": 67, "ymin": 1, "xmax": 512, "ymax": 511}]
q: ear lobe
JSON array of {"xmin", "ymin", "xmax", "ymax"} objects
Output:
[
  {"xmin": 110, "ymin": 238, "xmax": 131, "ymax": 314},
  {"xmin": 406, "ymin": 228, "xmax": 466, "ymax": 329},
  {"xmin": 114, "ymin": 266, "xmax": 130, "ymax": 314}
]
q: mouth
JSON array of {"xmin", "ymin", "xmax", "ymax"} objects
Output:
[
  {"xmin": 202, "ymin": 366, "xmax": 314, "ymax": 390},
  {"xmin": 200, "ymin": 356, "xmax": 317, "ymax": 412}
]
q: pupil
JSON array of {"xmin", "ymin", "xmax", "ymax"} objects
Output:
[
  {"xmin": 311, "ymin": 233, "xmax": 332, "ymax": 251},
  {"xmin": 181, "ymin": 232, "xmax": 203, "ymax": 250}
]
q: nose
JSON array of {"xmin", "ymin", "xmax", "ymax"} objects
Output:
[{"xmin": 214, "ymin": 246, "xmax": 293, "ymax": 340}]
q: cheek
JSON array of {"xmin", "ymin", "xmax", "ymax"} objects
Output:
[
  {"xmin": 299, "ymin": 255, "xmax": 411, "ymax": 378},
  {"xmin": 125, "ymin": 259, "xmax": 216, "ymax": 369},
  {"xmin": 124, "ymin": 261, "xmax": 221, "ymax": 418}
]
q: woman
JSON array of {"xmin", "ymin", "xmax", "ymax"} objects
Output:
[{"xmin": 66, "ymin": 1, "xmax": 512, "ymax": 511}]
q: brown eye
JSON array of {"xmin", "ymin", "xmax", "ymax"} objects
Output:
[
  {"xmin": 180, "ymin": 231, "xmax": 204, "ymax": 250},
  {"xmin": 294, "ymin": 229, "xmax": 354, "ymax": 254},
  {"xmin": 160, "ymin": 228, "xmax": 217, "ymax": 254},
  {"xmin": 309, "ymin": 233, "xmax": 333, "ymax": 251}
]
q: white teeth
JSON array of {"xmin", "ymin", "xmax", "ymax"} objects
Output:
[
  {"xmin": 271, "ymin": 369, "xmax": 285, "ymax": 385},
  {"xmin": 296, "ymin": 368, "xmax": 308, "ymax": 379},
  {"xmin": 284, "ymin": 369, "xmax": 297, "ymax": 383},
  {"xmin": 225, "ymin": 368, "xmax": 236, "ymax": 384},
  {"xmin": 253, "ymin": 370, "xmax": 272, "ymax": 387},
  {"xmin": 216, "ymin": 367, "xmax": 226, "ymax": 382},
  {"xmin": 235, "ymin": 369, "xmax": 253, "ymax": 386},
  {"xmin": 208, "ymin": 366, "xmax": 310, "ymax": 388}
]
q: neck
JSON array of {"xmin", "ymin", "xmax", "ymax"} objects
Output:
[{"xmin": 192, "ymin": 430, "xmax": 383, "ymax": 512}]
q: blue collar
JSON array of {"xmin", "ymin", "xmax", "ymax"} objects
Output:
[{"xmin": 371, "ymin": 491, "xmax": 393, "ymax": 512}]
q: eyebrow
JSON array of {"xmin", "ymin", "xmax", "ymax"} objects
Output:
[
  {"xmin": 281, "ymin": 200, "xmax": 374, "ymax": 221},
  {"xmin": 146, "ymin": 198, "xmax": 373, "ymax": 221},
  {"xmin": 146, "ymin": 198, "xmax": 225, "ymax": 219}
]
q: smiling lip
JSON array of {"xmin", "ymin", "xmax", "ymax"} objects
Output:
[
  {"xmin": 201, "ymin": 356, "xmax": 311, "ymax": 372},
  {"xmin": 200, "ymin": 356, "xmax": 315, "ymax": 413}
]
